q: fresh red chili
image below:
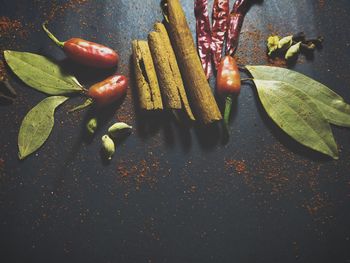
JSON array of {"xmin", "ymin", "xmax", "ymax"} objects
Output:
[
  {"xmin": 88, "ymin": 74, "xmax": 128, "ymax": 105},
  {"xmin": 225, "ymin": 0, "xmax": 251, "ymax": 56},
  {"xmin": 216, "ymin": 55, "xmax": 241, "ymax": 127},
  {"xmin": 42, "ymin": 22, "xmax": 119, "ymax": 68},
  {"xmin": 194, "ymin": 0, "xmax": 212, "ymax": 79},
  {"xmin": 217, "ymin": 55, "xmax": 240, "ymax": 95},
  {"xmin": 211, "ymin": 0, "xmax": 229, "ymax": 69}
]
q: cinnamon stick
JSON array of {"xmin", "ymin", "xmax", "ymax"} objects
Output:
[
  {"xmin": 148, "ymin": 31, "xmax": 182, "ymax": 110},
  {"xmin": 161, "ymin": 0, "xmax": 222, "ymax": 124},
  {"xmin": 132, "ymin": 40, "xmax": 163, "ymax": 110},
  {"xmin": 152, "ymin": 22, "xmax": 195, "ymax": 120}
]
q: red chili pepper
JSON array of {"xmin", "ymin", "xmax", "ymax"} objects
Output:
[
  {"xmin": 88, "ymin": 74, "xmax": 128, "ymax": 105},
  {"xmin": 216, "ymin": 55, "xmax": 241, "ymax": 127},
  {"xmin": 211, "ymin": 0, "xmax": 229, "ymax": 69},
  {"xmin": 226, "ymin": 0, "xmax": 251, "ymax": 56},
  {"xmin": 194, "ymin": 0, "xmax": 212, "ymax": 79},
  {"xmin": 42, "ymin": 22, "xmax": 119, "ymax": 68}
]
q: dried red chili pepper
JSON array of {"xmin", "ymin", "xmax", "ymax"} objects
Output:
[
  {"xmin": 216, "ymin": 55, "xmax": 241, "ymax": 126},
  {"xmin": 88, "ymin": 74, "xmax": 128, "ymax": 105},
  {"xmin": 42, "ymin": 22, "xmax": 119, "ymax": 68},
  {"xmin": 211, "ymin": 0, "xmax": 229, "ymax": 69},
  {"xmin": 194, "ymin": 0, "xmax": 212, "ymax": 79},
  {"xmin": 226, "ymin": 0, "xmax": 251, "ymax": 56}
]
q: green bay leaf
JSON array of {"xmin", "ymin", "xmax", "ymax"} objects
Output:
[
  {"xmin": 246, "ymin": 65, "xmax": 350, "ymax": 127},
  {"xmin": 18, "ymin": 96, "xmax": 68, "ymax": 160},
  {"xmin": 253, "ymin": 79, "xmax": 338, "ymax": 159},
  {"xmin": 4, "ymin": 50, "xmax": 83, "ymax": 95}
]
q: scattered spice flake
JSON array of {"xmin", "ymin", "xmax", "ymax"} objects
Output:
[
  {"xmin": 0, "ymin": 16, "xmax": 28, "ymax": 80},
  {"xmin": 0, "ymin": 16, "xmax": 28, "ymax": 38},
  {"xmin": 302, "ymin": 193, "xmax": 331, "ymax": 216},
  {"xmin": 116, "ymin": 155, "xmax": 162, "ymax": 193},
  {"xmin": 266, "ymin": 23, "xmax": 279, "ymax": 36},
  {"xmin": 236, "ymin": 27, "xmax": 265, "ymax": 65},
  {"xmin": 224, "ymin": 144, "xmax": 333, "ymax": 218},
  {"xmin": 45, "ymin": 0, "xmax": 90, "ymax": 22},
  {"xmin": 225, "ymin": 159, "xmax": 246, "ymax": 174},
  {"xmin": 190, "ymin": 185, "xmax": 197, "ymax": 193},
  {"xmin": 318, "ymin": 0, "xmax": 325, "ymax": 9},
  {"xmin": 116, "ymin": 88, "xmax": 135, "ymax": 123}
]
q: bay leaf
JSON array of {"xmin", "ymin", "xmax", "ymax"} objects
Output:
[
  {"xmin": 246, "ymin": 65, "xmax": 350, "ymax": 127},
  {"xmin": 18, "ymin": 96, "xmax": 68, "ymax": 160},
  {"xmin": 4, "ymin": 50, "xmax": 83, "ymax": 95},
  {"xmin": 253, "ymin": 79, "xmax": 338, "ymax": 159}
]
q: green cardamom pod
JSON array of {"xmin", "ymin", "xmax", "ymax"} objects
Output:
[
  {"xmin": 278, "ymin": 35, "xmax": 293, "ymax": 51},
  {"xmin": 108, "ymin": 122, "xmax": 132, "ymax": 138},
  {"xmin": 267, "ymin": 35, "xmax": 280, "ymax": 56},
  {"xmin": 86, "ymin": 118, "xmax": 98, "ymax": 135},
  {"xmin": 285, "ymin": 42, "xmax": 301, "ymax": 60},
  {"xmin": 101, "ymin": 135, "xmax": 115, "ymax": 160}
]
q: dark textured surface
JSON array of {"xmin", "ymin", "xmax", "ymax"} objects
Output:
[{"xmin": 1, "ymin": 0, "xmax": 350, "ymax": 262}]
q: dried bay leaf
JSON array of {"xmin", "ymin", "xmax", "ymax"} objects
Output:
[
  {"xmin": 4, "ymin": 50, "xmax": 83, "ymax": 95},
  {"xmin": 253, "ymin": 79, "xmax": 338, "ymax": 159},
  {"xmin": 18, "ymin": 96, "xmax": 68, "ymax": 160},
  {"xmin": 246, "ymin": 65, "xmax": 350, "ymax": 127}
]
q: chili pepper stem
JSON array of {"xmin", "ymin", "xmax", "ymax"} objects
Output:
[
  {"xmin": 42, "ymin": 22, "xmax": 65, "ymax": 48},
  {"xmin": 68, "ymin": 98, "xmax": 93, "ymax": 113},
  {"xmin": 81, "ymin": 86, "xmax": 89, "ymax": 93},
  {"xmin": 224, "ymin": 95, "xmax": 233, "ymax": 128},
  {"xmin": 240, "ymin": 78, "xmax": 253, "ymax": 82}
]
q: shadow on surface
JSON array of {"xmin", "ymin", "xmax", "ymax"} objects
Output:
[{"xmin": 129, "ymin": 55, "xmax": 196, "ymax": 151}]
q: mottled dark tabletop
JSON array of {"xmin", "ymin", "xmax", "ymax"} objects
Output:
[{"xmin": 1, "ymin": 0, "xmax": 350, "ymax": 262}]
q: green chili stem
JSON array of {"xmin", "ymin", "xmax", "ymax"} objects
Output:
[
  {"xmin": 68, "ymin": 98, "xmax": 93, "ymax": 113},
  {"xmin": 224, "ymin": 95, "xmax": 232, "ymax": 128},
  {"xmin": 42, "ymin": 22, "xmax": 65, "ymax": 48},
  {"xmin": 241, "ymin": 78, "xmax": 253, "ymax": 82}
]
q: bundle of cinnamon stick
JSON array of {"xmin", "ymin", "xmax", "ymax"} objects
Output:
[{"xmin": 132, "ymin": 0, "xmax": 222, "ymax": 124}]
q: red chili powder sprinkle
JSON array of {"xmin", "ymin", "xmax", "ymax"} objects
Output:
[
  {"xmin": 46, "ymin": 0, "xmax": 89, "ymax": 22},
  {"xmin": 0, "ymin": 16, "xmax": 27, "ymax": 38},
  {"xmin": 0, "ymin": 16, "xmax": 28, "ymax": 80},
  {"xmin": 318, "ymin": 0, "xmax": 325, "ymax": 9},
  {"xmin": 116, "ymin": 157, "xmax": 161, "ymax": 192},
  {"xmin": 225, "ymin": 159, "xmax": 246, "ymax": 174},
  {"xmin": 302, "ymin": 193, "xmax": 330, "ymax": 216}
]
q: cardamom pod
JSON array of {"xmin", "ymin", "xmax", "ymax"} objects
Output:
[
  {"xmin": 86, "ymin": 118, "xmax": 98, "ymax": 135},
  {"xmin": 108, "ymin": 122, "xmax": 132, "ymax": 138},
  {"xmin": 285, "ymin": 42, "xmax": 301, "ymax": 60},
  {"xmin": 278, "ymin": 35, "xmax": 293, "ymax": 50},
  {"xmin": 101, "ymin": 135, "xmax": 115, "ymax": 160}
]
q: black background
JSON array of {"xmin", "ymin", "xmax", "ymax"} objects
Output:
[{"xmin": 1, "ymin": 0, "xmax": 350, "ymax": 262}]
